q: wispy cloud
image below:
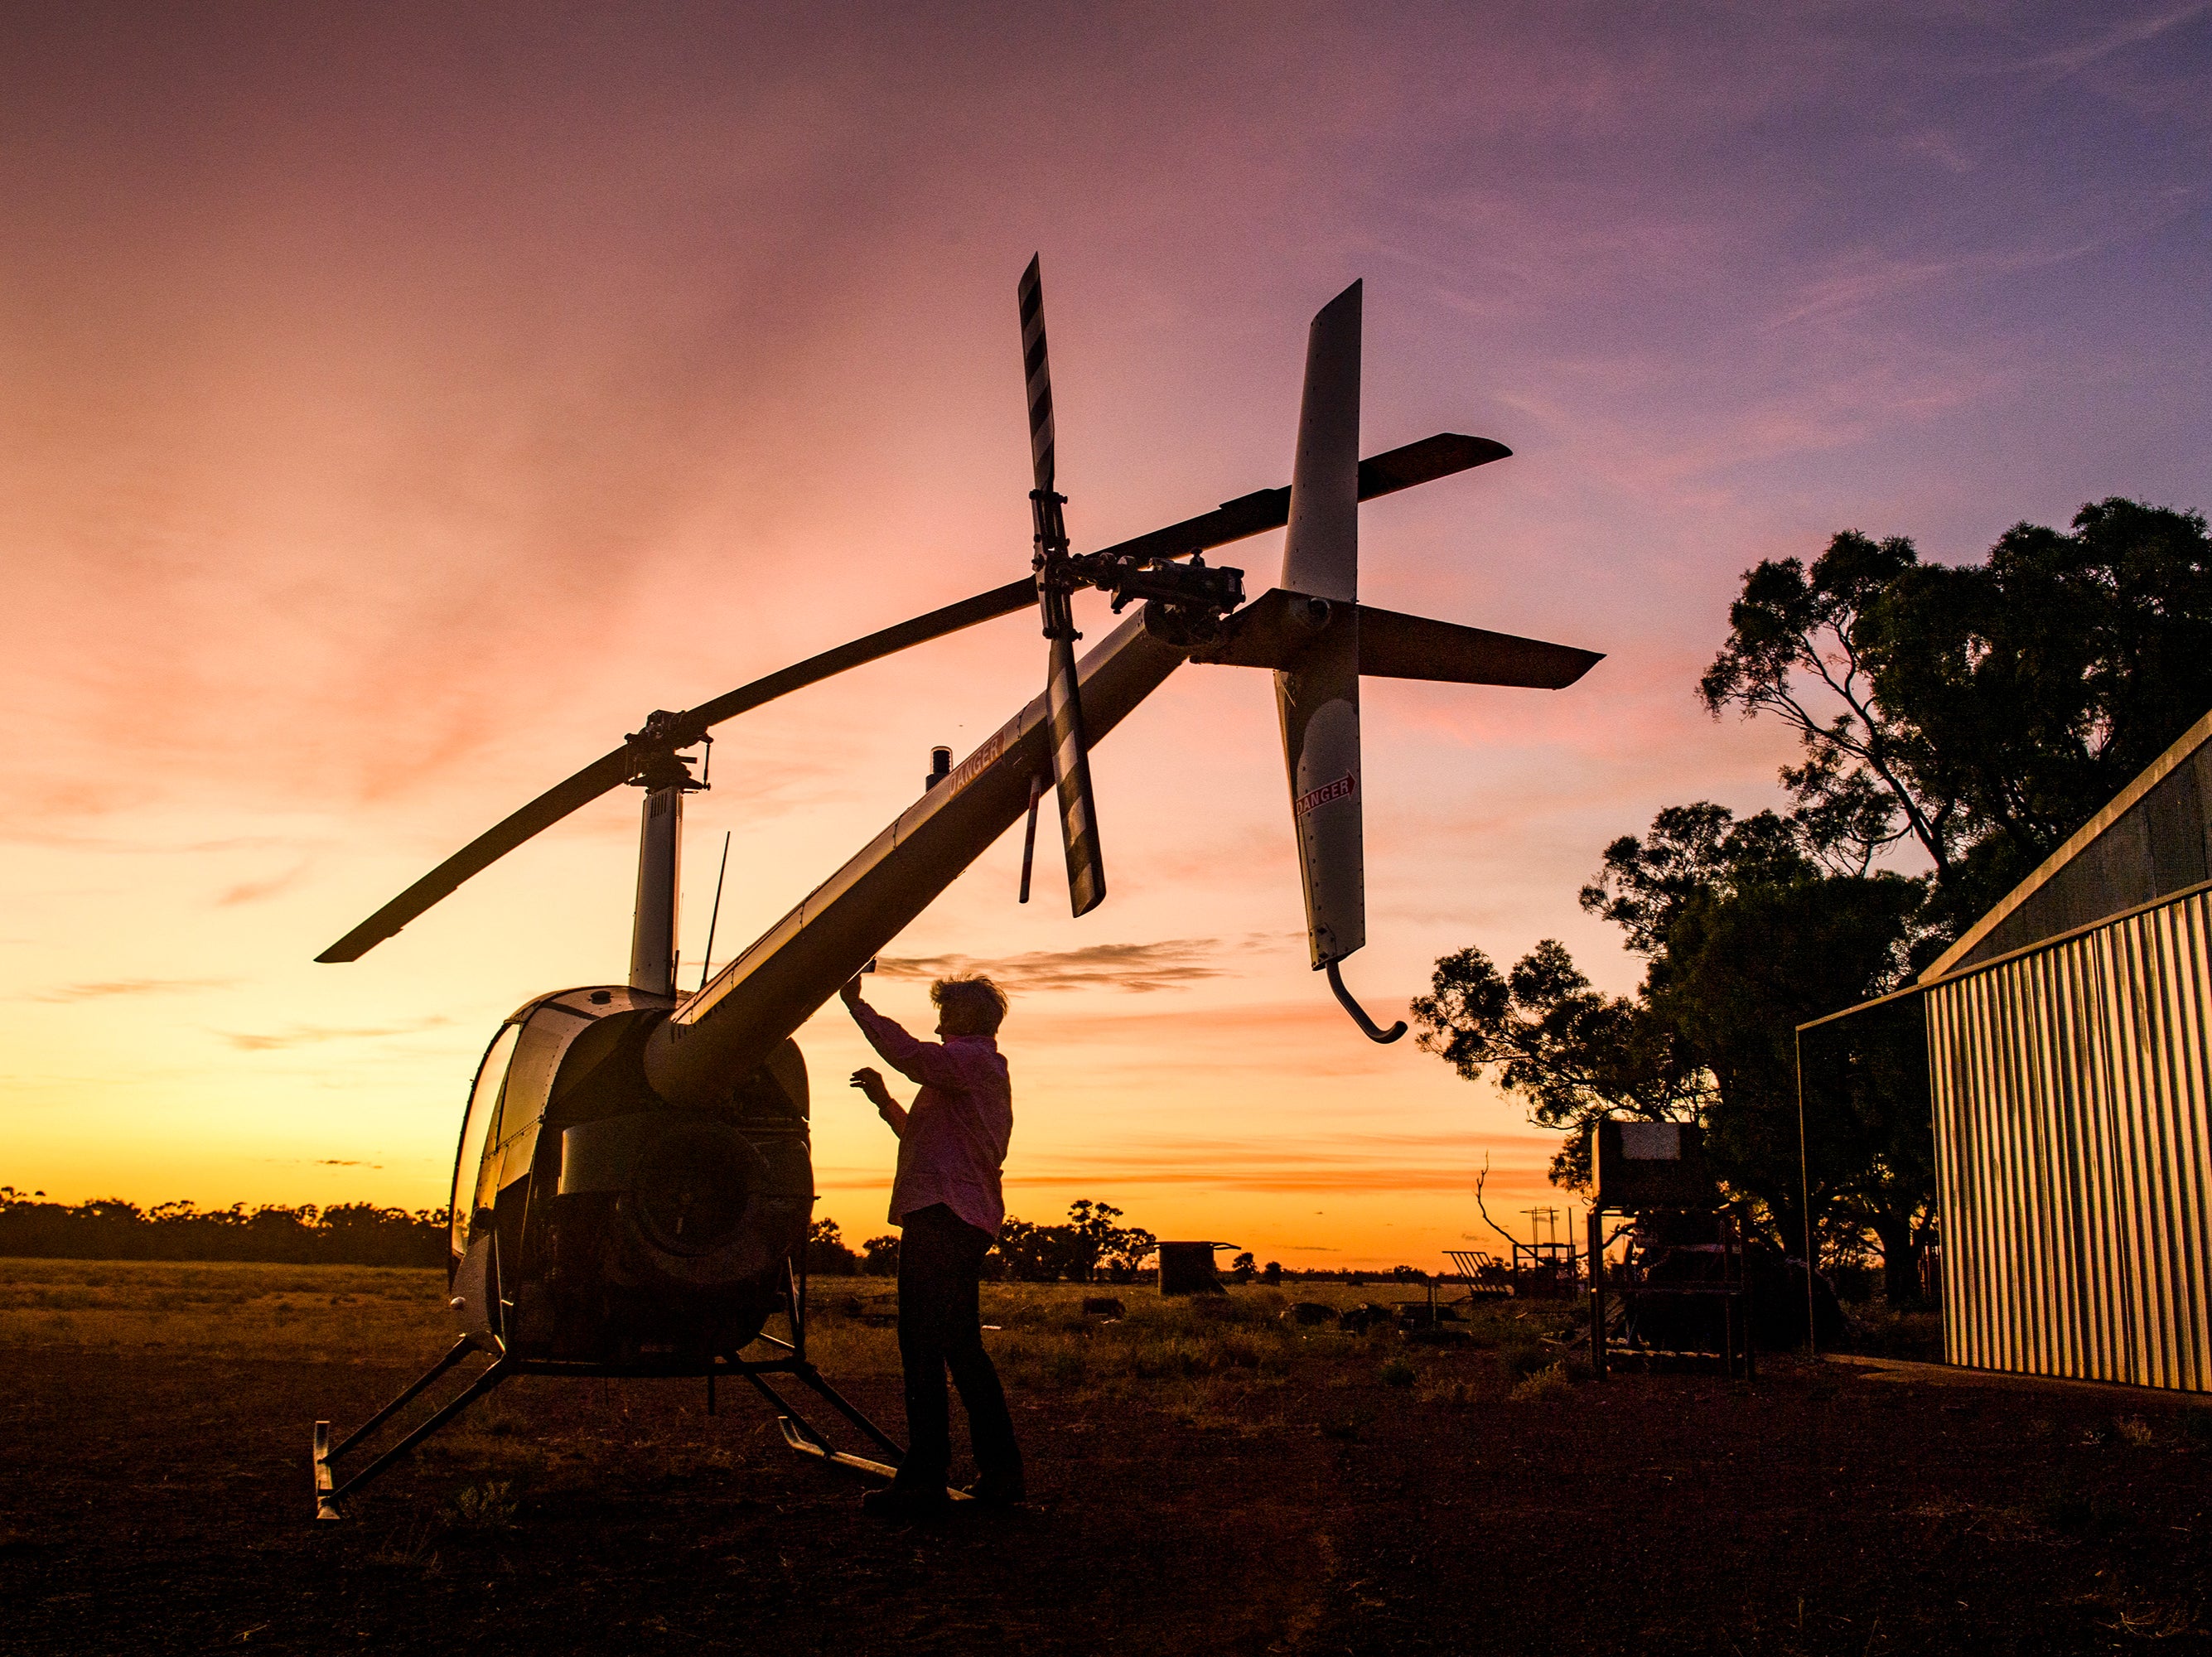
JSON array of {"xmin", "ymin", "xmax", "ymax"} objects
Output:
[
  {"xmin": 220, "ymin": 1017, "xmax": 455, "ymax": 1052},
  {"xmin": 31, "ymin": 978, "xmax": 234, "ymax": 1003},
  {"xmin": 216, "ymin": 862, "xmax": 311, "ymax": 906},
  {"xmin": 2012, "ymin": 3, "xmax": 2209, "ymax": 81},
  {"xmin": 875, "ymin": 939, "xmax": 1233, "ymax": 994}
]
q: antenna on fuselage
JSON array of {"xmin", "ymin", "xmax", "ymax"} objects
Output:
[{"xmin": 697, "ymin": 830, "xmax": 732, "ymax": 994}]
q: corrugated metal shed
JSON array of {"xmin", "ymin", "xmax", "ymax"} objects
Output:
[
  {"xmin": 1926, "ymin": 883, "xmax": 2212, "ymax": 1389},
  {"xmin": 1804, "ymin": 708, "xmax": 2212, "ymax": 1392}
]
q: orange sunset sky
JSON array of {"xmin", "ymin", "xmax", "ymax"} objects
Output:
[{"xmin": 6, "ymin": 5, "xmax": 2210, "ymax": 1267}]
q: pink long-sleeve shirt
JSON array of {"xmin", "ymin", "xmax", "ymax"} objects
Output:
[{"xmin": 850, "ymin": 998, "xmax": 1012, "ymax": 1236}]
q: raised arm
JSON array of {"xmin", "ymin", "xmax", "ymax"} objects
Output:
[{"xmin": 841, "ymin": 980, "xmax": 972, "ymax": 1090}]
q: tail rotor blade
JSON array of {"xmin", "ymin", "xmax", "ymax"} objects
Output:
[
  {"xmin": 1278, "ymin": 615, "xmax": 1363, "ymax": 964},
  {"xmin": 1046, "ymin": 632, "xmax": 1106, "ymax": 916},
  {"xmin": 1277, "ymin": 280, "xmax": 1367, "ymax": 969},
  {"xmin": 1019, "ymin": 254, "xmax": 1055, "ymax": 493},
  {"xmin": 1280, "ymin": 281, "xmax": 1362, "ymax": 603},
  {"xmin": 1019, "ymin": 255, "xmax": 1105, "ymax": 917}
]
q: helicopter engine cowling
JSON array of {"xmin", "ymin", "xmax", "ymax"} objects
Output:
[{"xmin": 449, "ymin": 987, "xmax": 812, "ymax": 1370}]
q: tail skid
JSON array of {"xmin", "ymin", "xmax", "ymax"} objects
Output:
[{"xmin": 1327, "ymin": 959, "xmax": 1408, "ymax": 1044}]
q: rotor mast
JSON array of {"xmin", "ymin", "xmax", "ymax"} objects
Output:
[{"xmin": 624, "ymin": 713, "xmax": 705, "ymax": 998}]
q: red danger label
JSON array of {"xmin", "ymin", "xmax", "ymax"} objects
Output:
[{"xmin": 1295, "ymin": 773, "xmax": 1356, "ymax": 816}]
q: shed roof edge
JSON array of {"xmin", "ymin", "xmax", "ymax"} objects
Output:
[{"xmin": 1919, "ymin": 704, "xmax": 2212, "ymax": 983}]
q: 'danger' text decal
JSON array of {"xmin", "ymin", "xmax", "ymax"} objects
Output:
[{"xmin": 1294, "ymin": 773, "xmax": 1356, "ymax": 816}]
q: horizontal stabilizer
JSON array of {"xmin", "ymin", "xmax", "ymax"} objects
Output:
[{"xmin": 1195, "ymin": 588, "xmax": 1602, "ymax": 688}]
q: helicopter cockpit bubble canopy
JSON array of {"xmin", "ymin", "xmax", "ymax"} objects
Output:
[
  {"xmin": 453, "ymin": 1024, "xmax": 520, "ymax": 1260},
  {"xmin": 448, "ymin": 987, "xmax": 667, "ymax": 1264}
]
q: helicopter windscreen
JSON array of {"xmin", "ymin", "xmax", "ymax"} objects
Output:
[{"xmin": 452, "ymin": 1022, "xmax": 521, "ymax": 1258}]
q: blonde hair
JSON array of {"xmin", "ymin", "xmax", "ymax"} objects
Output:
[{"xmin": 931, "ymin": 975, "xmax": 1007, "ymax": 1036}]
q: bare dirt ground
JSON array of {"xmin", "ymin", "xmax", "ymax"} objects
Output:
[{"xmin": 3, "ymin": 1258, "xmax": 2210, "ymax": 1655}]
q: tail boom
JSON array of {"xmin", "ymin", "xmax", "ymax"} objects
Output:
[{"xmin": 643, "ymin": 613, "xmax": 1186, "ymax": 1105}]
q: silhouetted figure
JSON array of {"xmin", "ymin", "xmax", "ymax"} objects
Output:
[{"xmin": 843, "ymin": 973, "xmax": 1023, "ymax": 1518}]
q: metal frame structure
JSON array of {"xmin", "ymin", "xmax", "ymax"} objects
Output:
[
  {"xmin": 1442, "ymin": 1248, "xmax": 1513, "ymax": 1301},
  {"xmin": 1797, "ymin": 709, "xmax": 2212, "ymax": 1391},
  {"xmin": 1587, "ymin": 1203, "xmax": 1755, "ymax": 1379},
  {"xmin": 313, "ymin": 1253, "xmax": 939, "ymax": 1520}
]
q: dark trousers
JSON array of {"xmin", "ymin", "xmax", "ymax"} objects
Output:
[{"xmin": 894, "ymin": 1204, "xmax": 1020, "ymax": 1490}]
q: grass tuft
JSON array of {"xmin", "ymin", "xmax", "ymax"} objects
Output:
[
  {"xmin": 448, "ymin": 1481, "xmax": 518, "ymax": 1530},
  {"xmin": 1320, "ymin": 1406, "xmax": 1375, "ymax": 1442},
  {"xmin": 1418, "ymin": 1377, "xmax": 1482, "ymax": 1408},
  {"xmin": 1509, "ymin": 1361, "xmax": 1572, "ymax": 1403}
]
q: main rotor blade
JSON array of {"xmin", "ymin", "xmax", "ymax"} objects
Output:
[
  {"xmin": 315, "ymin": 577, "xmax": 1038, "ymax": 963},
  {"xmin": 674, "ymin": 577, "xmax": 1037, "ymax": 739},
  {"xmin": 1094, "ymin": 433, "xmax": 1509, "ymax": 568}
]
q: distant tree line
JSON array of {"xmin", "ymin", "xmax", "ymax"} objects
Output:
[
  {"xmin": 807, "ymin": 1199, "xmax": 1160, "ymax": 1282},
  {"xmin": 1416, "ymin": 500, "xmax": 2212, "ymax": 1302},
  {"xmin": 0, "ymin": 1189, "xmax": 450, "ymax": 1268}
]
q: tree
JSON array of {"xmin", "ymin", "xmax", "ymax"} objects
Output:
[
  {"xmin": 1698, "ymin": 531, "xmax": 1950, "ymax": 877},
  {"xmin": 806, "ymin": 1217, "xmax": 861, "ymax": 1275},
  {"xmin": 1579, "ymin": 804, "xmax": 1815, "ymax": 951},
  {"xmin": 1857, "ymin": 500, "xmax": 2212, "ymax": 930},
  {"xmin": 988, "ymin": 1200, "xmax": 1155, "ymax": 1282},
  {"xmin": 1413, "ymin": 939, "xmax": 1709, "ymax": 1189},
  {"xmin": 1651, "ymin": 870, "xmax": 1931, "ymax": 1297},
  {"xmin": 1704, "ymin": 501, "xmax": 2212, "ymax": 940},
  {"xmin": 1420, "ymin": 800, "xmax": 1931, "ymax": 1295},
  {"xmin": 860, "ymin": 1234, "xmax": 901, "ymax": 1276}
]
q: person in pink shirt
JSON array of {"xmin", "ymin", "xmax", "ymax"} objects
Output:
[{"xmin": 842, "ymin": 971, "xmax": 1023, "ymax": 1517}]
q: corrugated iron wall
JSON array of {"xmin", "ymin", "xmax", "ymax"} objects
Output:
[{"xmin": 1928, "ymin": 887, "xmax": 2212, "ymax": 1390}]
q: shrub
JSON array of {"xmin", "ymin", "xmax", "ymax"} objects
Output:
[
  {"xmin": 1497, "ymin": 1340, "xmax": 1551, "ymax": 1379},
  {"xmin": 1379, "ymin": 1359, "xmax": 1417, "ymax": 1389}
]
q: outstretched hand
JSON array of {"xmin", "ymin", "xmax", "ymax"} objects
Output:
[
  {"xmin": 849, "ymin": 1066, "xmax": 894, "ymax": 1109},
  {"xmin": 839, "ymin": 974, "xmax": 866, "ymax": 1009}
]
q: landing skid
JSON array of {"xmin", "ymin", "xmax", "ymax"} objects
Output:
[{"xmin": 312, "ymin": 1259, "xmax": 939, "ymax": 1518}]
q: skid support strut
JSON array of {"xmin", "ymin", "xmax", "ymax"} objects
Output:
[
  {"xmin": 309, "ymin": 1255, "xmax": 962, "ymax": 1518},
  {"xmin": 315, "ymin": 1341, "xmax": 513, "ymax": 1519}
]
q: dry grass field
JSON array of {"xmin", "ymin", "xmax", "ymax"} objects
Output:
[{"xmin": 3, "ymin": 1258, "xmax": 2210, "ymax": 1655}]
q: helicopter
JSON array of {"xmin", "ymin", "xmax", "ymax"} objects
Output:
[{"xmin": 308, "ymin": 263, "xmax": 1601, "ymax": 1518}]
